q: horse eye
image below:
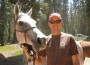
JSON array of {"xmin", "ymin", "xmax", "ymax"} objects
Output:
[{"xmin": 19, "ymin": 21, "xmax": 24, "ymax": 26}]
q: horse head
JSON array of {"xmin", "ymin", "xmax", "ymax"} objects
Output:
[{"xmin": 14, "ymin": 4, "xmax": 47, "ymax": 61}]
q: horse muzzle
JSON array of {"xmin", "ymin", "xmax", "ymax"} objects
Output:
[{"xmin": 21, "ymin": 44, "xmax": 37, "ymax": 62}]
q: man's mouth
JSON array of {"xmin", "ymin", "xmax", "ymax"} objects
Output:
[{"xmin": 53, "ymin": 26, "xmax": 58, "ymax": 28}]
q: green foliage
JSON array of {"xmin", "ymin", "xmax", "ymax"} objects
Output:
[
  {"xmin": 8, "ymin": 0, "xmax": 17, "ymax": 4},
  {"xmin": 39, "ymin": 12, "xmax": 46, "ymax": 21},
  {"xmin": 75, "ymin": 37, "xmax": 87, "ymax": 41},
  {"xmin": 36, "ymin": 2, "xmax": 50, "ymax": 35},
  {"xmin": 0, "ymin": 23, "xmax": 4, "ymax": 31},
  {"xmin": 0, "ymin": 45, "xmax": 16, "ymax": 52},
  {"xmin": 39, "ymin": 2, "xmax": 49, "ymax": 18},
  {"xmin": 40, "ymin": 3, "xmax": 49, "ymax": 13},
  {"xmin": 13, "ymin": 50, "xmax": 23, "ymax": 56},
  {"xmin": 4, "ymin": 1, "xmax": 14, "ymax": 43},
  {"xmin": 85, "ymin": 0, "xmax": 90, "ymax": 39},
  {"xmin": 0, "ymin": 44, "xmax": 23, "ymax": 56}
]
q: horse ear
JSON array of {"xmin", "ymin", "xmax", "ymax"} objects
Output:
[
  {"xmin": 14, "ymin": 3, "xmax": 20, "ymax": 20},
  {"xmin": 27, "ymin": 8, "xmax": 32, "ymax": 17}
]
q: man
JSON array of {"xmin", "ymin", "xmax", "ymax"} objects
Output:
[
  {"xmin": 44, "ymin": 13, "xmax": 80, "ymax": 65},
  {"xmin": 22, "ymin": 13, "xmax": 80, "ymax": 65}
]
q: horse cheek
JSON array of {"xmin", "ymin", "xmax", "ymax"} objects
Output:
[{"xmin": 16, "ymin": 31, "xmax": 26, "ymax": 44}]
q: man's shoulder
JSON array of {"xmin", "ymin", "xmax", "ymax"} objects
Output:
[
  {"xmin": 61, "ymin": 32, "xmax": 74, "ymax": 38},
  {"xmin": 46, "ymin": 32, "xmax": 74, "ymax": 38}
]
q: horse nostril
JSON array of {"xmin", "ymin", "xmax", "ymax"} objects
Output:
[
  {"xmin": 19, "ymin": 21, "xmax": 23, "ymax": 26},
  {"xmin": 37, "ymin": 38, "xmax": 41, "ymax": 44}
]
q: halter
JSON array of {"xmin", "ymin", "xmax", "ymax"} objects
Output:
[
  {"xmin": 15, "ymin": 27, "xmax": 36, "ymax": 33},
  {"xmin": 15, "ymin": 14, "xmax": 37, "ymax": 65}
]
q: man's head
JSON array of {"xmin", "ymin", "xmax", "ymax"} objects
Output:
[{"xmin": 48, "ymin": 13, "xmax": 62, "ymax": 33}]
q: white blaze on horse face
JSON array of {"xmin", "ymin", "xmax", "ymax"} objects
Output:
[
  {"xmin": 33, "ymin": 28, "xmax": 46, "ymax": 38},
  {"xmin": 18, "ymin": 13, "xmax": 37, "ymax": 28}
]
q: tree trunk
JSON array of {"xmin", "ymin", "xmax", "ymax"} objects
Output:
[{"xmin": 0, "ymin": 0, "xmax": 5, "ymax": 46}]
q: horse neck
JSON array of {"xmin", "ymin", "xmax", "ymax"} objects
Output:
[{"xmin": 33, "ymin": 28, "xmax": 46, "ymax": 38}]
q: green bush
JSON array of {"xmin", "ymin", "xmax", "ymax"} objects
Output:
[
  {"xmin": 0, "ymin": 45, "xmax": 16, "ymax": 52},
  {"xmin": 13, "ymin": 50, "xmax": 23, "ymax": 56}
]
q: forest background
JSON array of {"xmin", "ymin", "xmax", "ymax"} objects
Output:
[{"xmin": 0, "ymin": 0, "xmax": 90, "ymax": 45}]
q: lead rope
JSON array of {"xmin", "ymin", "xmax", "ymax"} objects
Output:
[{"xmin": 33, "ymin": 59, "xmax": 35, "ymax": 65}]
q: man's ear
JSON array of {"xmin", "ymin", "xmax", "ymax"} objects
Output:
[
  {"xmin": 14, "ymin": 3, "xmax": 20, "ymax": 20},
  {"xmin": 27, "ymin": 8, "xmax": 33, "ymax": 17}
]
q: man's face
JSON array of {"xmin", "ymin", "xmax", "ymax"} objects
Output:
[{"xmin": 48, "ymin": 16, "xmax": 62, "ymax": 32}]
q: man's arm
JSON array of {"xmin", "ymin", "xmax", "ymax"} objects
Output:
[
  {"xmin": 72, "ymin": 54, "xmax": 80, "ymax": 65},
  {"xmin": 69, "ymin": 36, "xmax": 80, "ymax": 65}
]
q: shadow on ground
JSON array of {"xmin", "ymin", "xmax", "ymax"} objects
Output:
[{"xmin": 0, "ymin": 53, "xmax": 28, "ymax": 65}]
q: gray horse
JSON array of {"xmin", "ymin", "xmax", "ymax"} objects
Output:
[{"xmin": 14, "ymin": 4, "xmax": 90, "ymax": 65}]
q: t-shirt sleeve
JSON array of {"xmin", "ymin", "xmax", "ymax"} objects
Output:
[{"xmin": 69, "ymin": 36, "xmax": 79, "ymax": 56}]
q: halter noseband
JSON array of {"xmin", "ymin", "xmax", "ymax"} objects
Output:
[{"xmin": 15, "ymin": 27, "xmax": 36, "ymax": 33}]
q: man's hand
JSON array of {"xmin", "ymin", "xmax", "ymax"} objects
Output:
[{"xmin": 20, "ymin": 44, "xmax": 35, "ymax": 61}]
